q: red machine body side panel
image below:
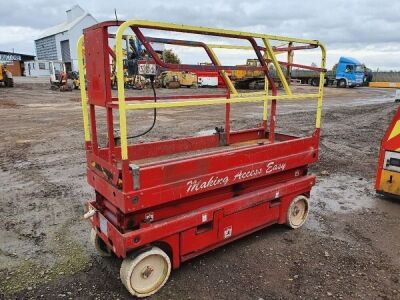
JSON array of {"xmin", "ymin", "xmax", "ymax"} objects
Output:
[
  {"xmin": 375, "ymin": 106, "xmax": 400, "ymax": 191},
  {"xmin": 84, "ymin": 26, "xmax": 111, "ymax": 106}
]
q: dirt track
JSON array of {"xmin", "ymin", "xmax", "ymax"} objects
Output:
[{"xmin": 1, "ymin": 77, "xmax": 400, "ymax": 299}]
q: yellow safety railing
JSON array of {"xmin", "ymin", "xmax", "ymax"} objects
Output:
[
  {"xmin": 205, "ymin": 42, "xmax": 290, "ymax": 123},
  {"xmin": 78, "ymin": 20, "xmax": 326, "ymax": 160},
  {"xmin": 77, "ymin": 36, "xmax": 90, "ymax": 142}
]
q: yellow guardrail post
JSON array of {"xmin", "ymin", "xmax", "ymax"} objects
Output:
[
  {"xmin": 263, "ymin": 50, "xmax": 269, "ymax": 124},
  {"xmin": 262, "ymin": 38, "xmax": 292, "ymax": 96},
  {"xmin": 115, "ymin": 23, "xmax": 131, "ymax": 161},
  {"xmin": 207, "ymin": 46, "xmax": 238, "ymax": 95},
  {"xmin": 263, "ymin": 75, "xmax": 269, "ymax": 123},
  {"xmin": 316, "ymin": 43, "xmax": 327, "ymax": 129},
  {"xmin": 77, "ymin": 36, "xmax": 90, "ymax": 142}
]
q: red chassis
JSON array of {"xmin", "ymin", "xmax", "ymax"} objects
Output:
[
  {"xmin": 79, "ymin": 20, "xmax": 325, "ymax": 297},
  {"xmin": 87, "ymin": 129, "xmax": 319, "ymax": 264}
]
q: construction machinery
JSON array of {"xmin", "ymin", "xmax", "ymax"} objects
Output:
[
  {"xmin": 230, "ymin": 59, "xmax": 266, "ymax": 89},
  {"xmin": 69, "ymin": 71, "xmax": 80, "ymax": 89},
  {"xmin": 376, "ymin": 106, "xmax": 400, "ymax": 198},
  {"xmin": 110, "ymin": 35, "xmax": 149, "ymax": 90},
  {"xmin": 0, "ymin": 64, "xmax": 14, "ymax": 87},
  {"xmin": 160, "ymin": 70, "xmax": 197, "ymax": 88},
  {"xmin": 78, "ymin": 20, "xmax": 326, "ymax": 297},
  {"xmin": 49, "ymin": 61, "xmax": 72, "ymax": 91}
]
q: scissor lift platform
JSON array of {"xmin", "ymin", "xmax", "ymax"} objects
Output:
[{"xmin": 78, "ymin": 20, "xmax": 326, "ymax": 297}]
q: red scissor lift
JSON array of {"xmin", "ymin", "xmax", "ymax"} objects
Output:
[{"xmin": 79, "ymin": 20, "xmax": 326, "ymax": 297}]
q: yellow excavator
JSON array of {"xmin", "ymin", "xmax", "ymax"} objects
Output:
[
  {"xmin": 160, "ymin": 71, "xmax": 197, "ymax": 89},
  {"xmin": 0, "ymin": 64, "xmax": 14, "ymax": 87}
]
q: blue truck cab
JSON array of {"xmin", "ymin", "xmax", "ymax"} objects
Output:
[{"xmin": 335, "ymin": 57, "xmax": 365, "ymax": 87}]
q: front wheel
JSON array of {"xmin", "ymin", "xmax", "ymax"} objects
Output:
[
  {"xmin": 120, "ymin": 247, "xmax": 171, "ymax": 298},
  {"xmin": 286, "ymin": 195, "xmax": 309, "ymax": 229}
]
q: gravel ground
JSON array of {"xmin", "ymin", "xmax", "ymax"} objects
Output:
[{"xmin": 0, "ymin": 77, "xmax": 399, "ymax": 299}]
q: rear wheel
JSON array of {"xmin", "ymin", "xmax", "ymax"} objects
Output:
[
  {"xmin": 6, "ymin": 78, "xmax": 13, "ymax": 87},
  {"xmin": 90, "ymin": 228, "xmax": 112, "ymax": 257},
  {"xmin": 310, "ymin": 78, "xmax": 319, "ymax": 86},
  {"xmin": 286, "ymin": 195, "xmax": 309, "ymax": 229},
  {"xmin": 337, "ymin": 79, "xmax": 347, "ymax": 88},
  {"xmin": 120, "ymin": 247, "xmax": 171, "ymax": 297}
]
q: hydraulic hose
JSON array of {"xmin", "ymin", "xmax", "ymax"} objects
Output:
[
  {"xmin": 114, "ymin": 76, "xmax": 157, "ymax": 144},
  {"xmin": 127, "ymin": 77, "xmax": 157, "ymax": 138}
]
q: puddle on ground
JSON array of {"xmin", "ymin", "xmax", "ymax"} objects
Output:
[
  {"xmin": 340, "ymin": 97, "xmax": 395, "ymax": 106},
  {"xmin": 305, "ymin": 173, "xmax": 399, "ymax": 233},
  {"xmin": 196, "ymin": 129, "xmax": 216, "ymax": 136},
  {"xmin": 312, "ymin": 175, "xmax": 376, "ymax": 212}
]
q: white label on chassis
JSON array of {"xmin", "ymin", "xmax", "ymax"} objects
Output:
[
  {"xmin": 202, "ymin": 213, "xmax": 208, "ymax": 223},
  {"xmin": 99, "ymin": 214, "xmax": 108, "ymax": 236},
  {"xmin": 224, "ymin": 226, "xmax": 233, "ymax": 239}
]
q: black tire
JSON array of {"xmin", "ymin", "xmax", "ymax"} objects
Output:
[
  {"xmin": 111, "ymin": 79, "xmax": 117, "ymax": 90},
  {"xmin": 337, "ymin": 79, "xmax": 347, "ymax": 88},
  {"xmin": 310, "ymin": 78, "xmax": 319, "ymax": 86},
  {"xmin": 90, "ymin": 229, "xmax": 112, "ymax": 257},
  {"xmin": 6, "ymin": 78, "xmax": 13, "ymax": 87}
]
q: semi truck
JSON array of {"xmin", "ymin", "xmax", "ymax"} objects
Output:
[{"xmin": 291, "ymin": 57, "xmax": 365, "ymax": 88}]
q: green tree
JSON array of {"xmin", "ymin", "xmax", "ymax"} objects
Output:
[{"xmin": 163, "ymin": 49, "xmax": 181, "ymax": 64}]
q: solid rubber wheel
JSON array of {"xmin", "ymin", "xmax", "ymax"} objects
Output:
[
  {"xmin": 120, "ymin": 247, "xmax": 171, "ymax": 298},
  {"xmin": 286, "ymin": 195, "xmax": 309, "ymax": 229},
  {"xmin": 90, "ymin": 229, "xmax": 112, "ymax": 257}
]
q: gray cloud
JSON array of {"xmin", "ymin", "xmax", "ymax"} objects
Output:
[{"xmin": 0, "ymin": 0, "xmax": 399, "ymax": 69}]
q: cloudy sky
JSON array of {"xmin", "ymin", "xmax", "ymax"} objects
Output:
[{"xmin": 1, "ymin": 0, "xmax": 400, "ymax": 70}]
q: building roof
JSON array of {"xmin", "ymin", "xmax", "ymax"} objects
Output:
[
  {"xmin": 0, "ymin": 51, "xmax": 35, "ymax": 61},
  {"xmin": 35, "ymin": 5, "xmax": 97, "ymax": 40},
  {"xmin": 36, "ymin": 12, "xmax": 94, "ymax": 40}
]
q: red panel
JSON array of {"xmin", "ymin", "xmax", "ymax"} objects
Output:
[
  {"xmin": 375, "ymin": 106, "xmax": 400, "ymax": 190},
  {"xmin": 180, "ymin": 210, "xmax": 222, "ymax": 255},
  {"xmin": 219, "ymin": 201, "xmax": 280, "ymax": 241},
  {"xmin": 84, "ymin": 26, "xmax": 111, "ymax": 106}
]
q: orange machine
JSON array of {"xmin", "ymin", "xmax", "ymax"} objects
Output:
[{"xmin": 376, "ymin": 106, "xmax": 400, "ymax": 198}]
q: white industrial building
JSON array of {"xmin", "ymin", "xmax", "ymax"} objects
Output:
[{"xmin": 32, "ymin": 5, "xmax": 97, "ymax": 73}]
